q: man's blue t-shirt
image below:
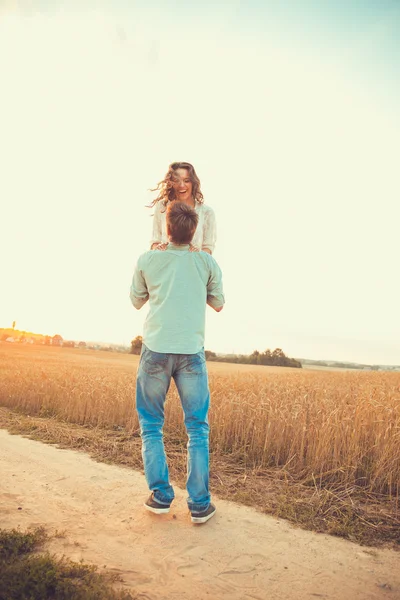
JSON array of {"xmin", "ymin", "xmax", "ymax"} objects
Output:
[{"xmin": 130, "ymin": 243, "xmax": 225, "ymax": 354}]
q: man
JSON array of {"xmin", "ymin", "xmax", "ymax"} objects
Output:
[{"xmin": 130, "ymin": 201, "xmax": 224, "ymax": 524}]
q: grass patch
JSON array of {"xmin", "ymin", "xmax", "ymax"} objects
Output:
[
  {"xmin": 1, "ymin": 407, "xmax": 399, "ymax": 549},
  {"xmin": 0, "ymin": 526, "xmax": 136, "ymax": 600}
]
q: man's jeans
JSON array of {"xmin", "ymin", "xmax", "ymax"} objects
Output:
[{"xmin": 136, "ymin": 344, "xmax": 211, "ymax": 513}]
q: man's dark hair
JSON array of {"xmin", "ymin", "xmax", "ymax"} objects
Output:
[{"xmin": 166, "ymin": 201, "xmax": 199, "ymax": 245}]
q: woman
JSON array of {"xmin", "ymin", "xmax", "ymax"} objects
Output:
[{"xmin": 149, "ymin": 162, "xmax": 216, "ymax": 254}]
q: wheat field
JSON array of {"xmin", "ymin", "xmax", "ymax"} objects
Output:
[{"xmin": 1, "ymin": 343, "xmax": 399, "ymax": 500}]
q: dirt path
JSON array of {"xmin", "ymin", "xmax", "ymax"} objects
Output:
[{"xmin": 1, "ymin": 429, "xmax": 399, "ymax": 600}]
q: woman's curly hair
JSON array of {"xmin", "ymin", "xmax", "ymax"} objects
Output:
[{"xmin": 149, "ymin": 162, "xmax": 204, "ymax": 209}]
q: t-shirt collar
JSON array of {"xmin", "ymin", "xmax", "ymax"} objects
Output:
[{"xmin": 167, "ymin": 243, "xmax": 190, "ymax": 251}]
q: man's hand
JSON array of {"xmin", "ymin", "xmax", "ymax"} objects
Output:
[{"xmin": 207, "ymin": 299, "xmax": 224, "ymax": 312}]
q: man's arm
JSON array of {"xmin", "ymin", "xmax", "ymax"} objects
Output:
[
  {"xmin": 206, "ymin": 256, "xmax": 225, "ymax": 312},
  {"xmin": 130, "ymin": 256, "xmax": 149, "ymax": 310}
]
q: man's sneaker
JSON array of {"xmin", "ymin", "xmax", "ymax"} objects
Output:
[
  {"xmin": 191, "ymin": 503, "xmax": 216, "ymax": 524},
  {"xmin": 144, "ymin": 493, "xmax": 171, "ymax": 514}
]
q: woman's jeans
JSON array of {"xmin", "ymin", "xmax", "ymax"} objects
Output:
[{"xmin": 136, "ymin": 344, "xmax": 210, "ymax": 513}]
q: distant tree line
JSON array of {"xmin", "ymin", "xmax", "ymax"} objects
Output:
[
  {"xmin": 206, "ymin": 347, "xmax": 302, "ymax": 368},
  {"xmin": 130, "ymin": 336, "xmax": 301, "ymax": 368}
]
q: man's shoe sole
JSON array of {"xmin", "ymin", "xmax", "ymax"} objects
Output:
[
  {"xmin": 191, "ymin": 509, "xmax": 216, "ymax": 524},
  {"xmin": 144, "ymin": 503, "xmax": 170, "ymax": 514}
]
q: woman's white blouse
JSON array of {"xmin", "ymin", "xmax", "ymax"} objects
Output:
[{"xmin": 150, "ymin": 201, "xmax": 217, "ymax": 253}]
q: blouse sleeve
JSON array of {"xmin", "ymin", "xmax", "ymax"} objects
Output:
[
  {"xmin": 202, "ymin": 206, "xmax": 217, "ymax": 254},
  {"xmin": 149, "ymin": 202, "xmax": 163, "ymax": 248}
]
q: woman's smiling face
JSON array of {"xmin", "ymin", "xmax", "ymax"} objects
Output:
[{"xmin": 172, "ymin": 168, "xmax": 193, "ymax": 204}]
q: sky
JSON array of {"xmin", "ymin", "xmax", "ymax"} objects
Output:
[{"xmin": 1, "ymin": 0, "xmax": 399, "ymax": 365}]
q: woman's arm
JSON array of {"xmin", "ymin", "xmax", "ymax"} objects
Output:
[
  {"xmin": 201, "ymin": 206, "xmax": 217, "ymax": 254},
  {"xmin": 149, "ymin": 203, "xmax": 166, "ymax": 250}
]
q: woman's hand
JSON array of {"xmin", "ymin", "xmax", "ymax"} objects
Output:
[
  {"xmin": 152, "ymin": 243, "xmax": 168, "ymax": 251},
  {"xmin": 189, "ymin": 245, "xmax": 211, "ymax": 254}
]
